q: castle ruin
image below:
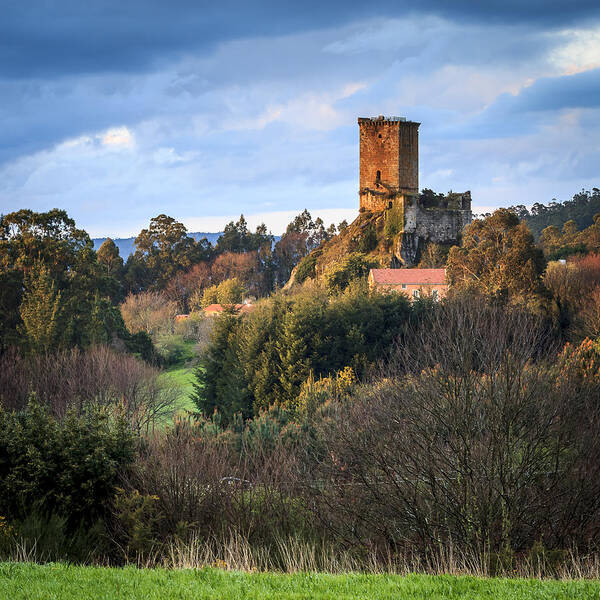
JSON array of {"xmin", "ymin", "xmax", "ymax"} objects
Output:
[{"xmin": 358, "ymin": 116, "xmax": 472, "ymax": 266}]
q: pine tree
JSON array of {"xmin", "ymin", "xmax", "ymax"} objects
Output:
[{"xmin": 19, "ymin": 262, "xmax": 63, "ymax": 353}]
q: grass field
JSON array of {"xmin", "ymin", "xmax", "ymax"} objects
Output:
[{"xmin": 1, "ymin": 564, "xmax": 599, "ymax": 599}]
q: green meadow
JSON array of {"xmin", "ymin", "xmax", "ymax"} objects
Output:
[{"xmin": 2, "ymin": 564, "xmax": 599, "ymax": 600}]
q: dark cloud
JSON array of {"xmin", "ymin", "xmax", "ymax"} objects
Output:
[{"xmin": 2, "ymin": 0, "xmax": 599, "ymax": 79}]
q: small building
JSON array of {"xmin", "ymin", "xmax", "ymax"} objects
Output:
[
  {"xmin": 368, "ymin": 268, "xmax": 448, "ymax": 301},
  {"xmin": 203, "ymin": 303, "xmax": 254, "ymax": 317}
]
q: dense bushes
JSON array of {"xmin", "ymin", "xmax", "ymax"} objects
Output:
[
  {"xmin": 312, "ymin": 299, "xmax": 600, "ymax": 556},
  {"xmin": 3, "ymin": 295, "xmax": 600, "ymax": 572},
  {"xmin": 0, "ymin": 402, "xmax": 135, "ymax": 529},
  {"xmin": 192, "ymin": 286, "xmax": 413, "ymax": 422}
]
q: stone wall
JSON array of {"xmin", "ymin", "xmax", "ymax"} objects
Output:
[{"xmin": 399, "ymin": 196, "xmax": 472, "ymax": 265}]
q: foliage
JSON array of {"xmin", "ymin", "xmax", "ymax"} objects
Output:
[
  {"xmin": 558, "ymin": 337, "xmax": 600, "ymax": 381},
  {"xmin": 447, "ymin": 209, "xmax": 546, "ymax": 303},
  {"xmin": 199, "ymin": 278, "xmax": 245, "ymax": 308},
  {"xmin": 323, "ymin": 253, "xmax": 379, "ymax": 294},
  {"xmin": 418, "ymin": 242, "xmax": 451, "ymax": 268},
  {"xmin": 0, "ymin": 209, "xmax": 125, "ymax": 350},
  {"xmin": 192, "ymin": 310, "xmax": 251, "ymax": 424},
  {"xmin": 510, "ymin": 187, "xmax": 600, "ymax": 238},
  {"xmin": 538, "ymin": 214, "xmax": 600, "ymax": 259},
  {"xmin": 112, "ymin": 489, "xmax": 162, "ymax": 560},
  {"xmin": 120, "ymin": 291, "xmax": 178, "ymax": 338},
  {"xmin": 18, "ymin": 262, "xmax": 63, "ymax": 354},
  {"xmin": 154, "ymin": 334, "xmax": 195, "ymax": 366},
  {"xmin": 314, "ymin": 298, "xmax": 600, "ymax": 557},
  {"xmin": 383, "ymin": 204, "xmax": 403, "ymax": 241},
  {"xmin": 543, "ymin": 253, "xmax": 600, "ymax": 337},
  {"xmin": 294, "ymin": 252, "xmax": 319, "ymax": 284},
  {"xmin": 0, "ymin": 345, "xmax": 179, "ymax": 432},
  {"xmin": 215, "ymin": 215, "xmax": 273, "ymax": 254},
  {"xmin": 272, "ymin": 210, "xmax": 336, "ymax": 286},
  {"xmin": 296, "ymin": 366, "xmax": 357, "ymax": 416},
  {"xmin": 0, "ymin": 401, "xmax": 135, "ymax": 529},
  {"xmin": 164, "ymin": 262, "xmax": 211, "ymax": 312},
  {"xmin": 193, "ymin": 286, "xmax": 412, "ymax": 418},
  {"xmin": 357, "ymin": 223, "xmax": 378, "ymax": 253},
  {"xmin": 131, "ymin": 214, "xmax": 213, "ymax": 291},
  {"xmin": 5, "ymin": 513, "xmax": 106, "ymax": 563},
  {"xmin": 96, "ymin": 238, "xmax": 124, "ymax": 278}
]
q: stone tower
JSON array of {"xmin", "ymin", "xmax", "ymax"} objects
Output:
[
  {"xmin": 358, "ymin": 116, "xmax": 420, "ymax": 212},
  {"xmin": 357, "ymin": 115, "xmax": 472, "ymax": 266}
]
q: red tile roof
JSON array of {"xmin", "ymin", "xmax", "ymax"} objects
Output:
[{"xmin": 369, "ymin": 268, "xmax": 447, "ymax": 285}]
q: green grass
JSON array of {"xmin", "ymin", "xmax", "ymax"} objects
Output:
[
  {"xmin": 161, "ymin": 365, "xmax": 197, "ymax": 422},
  {"xmin": 1, "ymin": 564, "xmax": 599, "ymax": 599}
]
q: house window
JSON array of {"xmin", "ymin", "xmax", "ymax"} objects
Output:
[
  {"xmin": 401, "ymin": 284, "xmax": 407, "ymax": 289},
  {"xmin": 413, "ymin": 289, "xmax": 420, "ymax": 299},
  {"xmin": 432, "ymin": 289, "xmax": 439, "ymax": 301}
]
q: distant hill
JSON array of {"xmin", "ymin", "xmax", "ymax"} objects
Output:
[
  {"xmin": 510, "ymin": 188, "xmax": 600, "ymax": 239},
  {"xmin": 92, "ymin": 232, "xmax": 224, "ymax": 257}
]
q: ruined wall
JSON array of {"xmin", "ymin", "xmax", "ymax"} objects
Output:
[{"xmin": 399, "ymin": 193, "xmax": 472, "ymax": 265}]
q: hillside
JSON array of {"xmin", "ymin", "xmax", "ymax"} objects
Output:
[
  {"xmin": 510, "ymin": 188, "xmax": 600, "ymax": 239},
  {"xmin": 288, "ymin": 195, "xmax": 466, "ymax": 286}
]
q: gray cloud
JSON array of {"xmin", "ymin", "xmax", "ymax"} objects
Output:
[{"xmin": 1, "ymin": 3, "xmax": 600, "ymax": 235}]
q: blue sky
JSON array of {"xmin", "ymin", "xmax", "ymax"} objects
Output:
[{"xmin": 1, "ymin": 1, "xmax": 599, "ymax": 236}]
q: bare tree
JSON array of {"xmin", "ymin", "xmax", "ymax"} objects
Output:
[
  {"xmin": 0, "ymin": 346, "xmax": 180, "ymax": 434},
  {"xmin": 312, "ymin": 298, "xmax": 600, "ymax": 557}
]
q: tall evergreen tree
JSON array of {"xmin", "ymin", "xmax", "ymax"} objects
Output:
[{"xmin": 19, "ymin": 262, "xmax": 63, "ymax": 353}]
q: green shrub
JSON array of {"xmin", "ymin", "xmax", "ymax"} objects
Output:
[
  {"xmin": 357, "ymin": 223, "xmax": 378, "ymax": 253},
  {"xmin": 10, "ymin": 513, "xmax": 107, "ymax": 563},
  {"xmin": 201, "ymin": 278, "xmax": 245, "ymax": 307},
  {"xmin": 295, "ymin": 252, "xmax": 319, "ymax": 283},
  {"xmin": 323, "ymin": 253, "xmax": 379, "ymax": 294},
  {"xmin": 155, "ymin": 333, "xmax": 194, "ymax": 365},
  {"xmin": 113, "ymin": 489, "xmax": 163, "ymax": 561},
  {"xmin": 383, "ymin": 205, "xmax": 404, "ymax": 241},
  {"xmin": 0, "ymin": 400, "xmax": 135, "ymax": 530}
]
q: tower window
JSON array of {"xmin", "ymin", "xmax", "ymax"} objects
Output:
[
  {"xmin": 376, "ymin": 170, "xmax": 381, "ymax": 181},
  {"xmin": 378, "ymin": 134, "xmax": 382, "ymax": 138}
]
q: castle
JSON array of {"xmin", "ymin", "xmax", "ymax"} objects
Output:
[{"xmin": 358, "ymin": 116, "xmax": 472, "ymax": 266}]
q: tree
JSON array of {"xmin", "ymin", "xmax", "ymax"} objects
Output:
[
  {"xmin": 120, "ymin": 291, "xmax": 178, "ymax": 338},
  {"xmin": 215, "ymin": 215, "xmax": 273, "ymax": 254},
  {"xmin": 96, "ymin": 238, "xmax": 123, "ymax": 277},
  {"xmin": 19, "ymin": 262, "xmax": 63, "ymax": 354},
  {"xmin": 191, "ymin": 310, "xmax": 251, "ymax": 424},
  {"xmin": 0, "ymin": 209, "xmax": 126, "ymax": 350},
  {"xmin": 446, "ymin": 209, "xmax": 546, "ymax": 302},
  {"xmin": 163, "ymin": 262, "xmax": 212, "ymax": 312},
  {"xmin": 199, "ymin": 278, "xmax": 245, "ymax": 308},
  {"xmin": 133, "ymin": 214, "xmax": 212, "ymax": 289}
]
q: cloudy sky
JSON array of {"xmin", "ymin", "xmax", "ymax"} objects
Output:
[{"xmin": 1, "ymin": 1, "xmax": 600, "ymax": 236}]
